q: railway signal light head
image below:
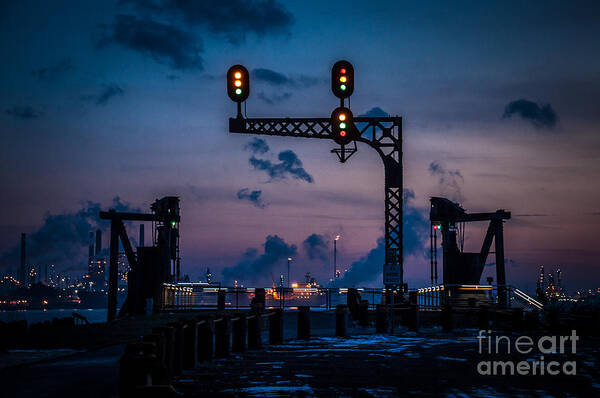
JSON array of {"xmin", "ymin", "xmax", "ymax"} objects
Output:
[
  {"xmin": 332, "ymin": 60, "xmax": 354, "ymax": 98},
  {"xmin": 227, "ymin": 65, "xmax": 250, "ymax": 102},
  {"xmin": 331, "ymin": 106, "xmax": 355, "ymax": 145}
]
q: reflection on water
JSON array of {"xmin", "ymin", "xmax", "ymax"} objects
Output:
[{"xmin": 0, "ymin": 308, "xmax": 108, "ymax": 324}]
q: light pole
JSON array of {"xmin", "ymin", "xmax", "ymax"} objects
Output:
[
  {"xmin": 334, "ymin": 235, "xmax": 341, "ymax": 285},
  {"xmin": 287, "ymin": 257, "xmax": 292, "ymax": 288}
]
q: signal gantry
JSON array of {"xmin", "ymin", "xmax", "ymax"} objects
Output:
[{"xmin": 227, "ymin": 61, "xmax": 404, "ymax": 290}]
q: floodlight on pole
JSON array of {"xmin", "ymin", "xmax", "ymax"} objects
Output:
[
  {"xmin": 334, "ymin": 235, "xmax": 341, "ymax": 284},
  {"xmin": 287, "ymin": 257, "xmax": 292, "ymax": 288}
]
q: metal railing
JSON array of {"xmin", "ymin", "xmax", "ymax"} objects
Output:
[
  {"xmin": 161, "ymin": 283, "xmax": 545, "ymax": 312},
  {"xmin": 417, "ymin": 284, "xmax": 544, "ymax": 310},
  {"xmin": 161, "ymin": 284, "xmax": 390, "ymax": 311},
  {"xmin": 511, "ymin": 287, "xmax": 544, "ymax": 309}
]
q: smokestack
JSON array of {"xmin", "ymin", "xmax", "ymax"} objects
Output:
[
  {"xmin": 95, "ymin": 229, "xmax": 102, "ymax": 255},
  {"xmin": 20, "ymin": 233, "xmax": 26, "ymax": 285},
  {"xmin": 139, "ymin": 224, "xmax": 145, "ymax": 247},
  {"xmin": 88, "ymin": 231, "xmax": 94, "ymax": 262}
]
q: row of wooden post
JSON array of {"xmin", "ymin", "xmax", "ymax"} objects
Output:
[
  {"xmin": 119, "ymin": 309, "xmax": 282, "ymax": 397},
  {"xmin": 123, "ymin": 303, "xmax": 522, "ymax": 396},
  {"xmin": 118, "ymin": 304, "xmax": 359, "ymax": 395}
]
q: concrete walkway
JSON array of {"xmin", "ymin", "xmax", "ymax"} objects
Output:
[{"xmin": 174, "ymin": 330, "xmax": 600, "ymax": 397}]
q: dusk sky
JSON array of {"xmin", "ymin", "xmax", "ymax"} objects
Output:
[{"xmin": 1, "ymin": 1, "xmax": 600, "ymax": 293}]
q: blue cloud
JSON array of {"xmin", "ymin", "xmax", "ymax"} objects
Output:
[{"xmin": 503, "ymin": 99, "xmax": 558, "ymax": 129}]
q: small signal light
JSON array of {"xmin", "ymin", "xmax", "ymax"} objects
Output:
[
  {"xmin": 331, "ymin": 106, "xmax": 355, "ymax": 145},
  {"xmin": 332, "ymin": 60, "xmax": 354, "ymax": 98},
  {"xmin": 227, "ymin": 65, "xmax": 250, "ymax": 102}
]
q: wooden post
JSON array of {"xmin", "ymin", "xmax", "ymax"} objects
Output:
[
  {"xmin": 247, "ymin": 315, "xmax": 262, "ymax": 349},
  {"xmin": 152, "ymin": 327, "xmax": 174, "ymax": 374},
  {"xmin": 232, "ymin": 314, "xmax": 247, "ymax": 352},
  {"xmin": 408, "ymin": 304, "xmax": 419, "ymax": 332},
  {"xmin": 167, "ymin": 323, "xmax": 184, "ymax": 375},
  {"xmin": 441, "ymin": 304, "xmax": 453, "ymax": 332},
  {"xmin": 297, "ymin": 306, "xmax": 310, "ymax": 340},
  {"xmin": 142, "ymin": 333, "xmax": 166, "ymax": 368},
  {"xmin": 251, "ymin": 288, "xmax": 266, "ymax": 313},
  {"xmin": 214, "ymin": 317, "xmax": 231, "ymax": 358},
  {"xmin": 217, "ymin": 290, "xmax": 226, "ymax": 311},
  {"xmin": 336, "ymin": 305, "xmax": 348, "ymax": 337},
  {"xmin": 269, "ymin": 309, "xmax": 283, "ymax": 345},
  {"xmin": 376, "ymin": 304, "xmax": 388, "ymax": 333},
  {"xmin": 183, "ymin": 321, "xmax": 197, "ymax": 369},
  {"xmin": 358, "ymin": 300, "xmax": 369, "ymax": 327},
  {"xmin": 197, "ymin": 320, "xmax": 213, "ymax": 362}
]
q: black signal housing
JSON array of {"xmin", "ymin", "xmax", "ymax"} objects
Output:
[
  {"xmin": 331, "ymin": 60, "xmax": 354, "ymax": 99},
  {"xmin": 227, "ymin": 64, "xmax": 250, "ymax": 102}
]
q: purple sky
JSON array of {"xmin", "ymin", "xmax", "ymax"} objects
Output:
[{"xmin": 1, "ymin": 1, "xmax": 599, "ymax": 293}]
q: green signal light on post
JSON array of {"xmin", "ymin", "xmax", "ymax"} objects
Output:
[
  {"xmin": 340, "ymin": 84, "xmax": 347, "ymax": 90},
  {"xmin": 339, "ymin": 122, "xmax": 346, "ymax": 129},
  {"xmin": 235, "ymin": 88, "xmax": 242, "ymax": 95},
  {"xmin": 170, "ymin": 221, "xmax": 177, "ymax": 227}
]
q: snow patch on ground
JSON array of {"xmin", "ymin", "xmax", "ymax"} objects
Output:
[
  {"xmin": 437, "ymin": 356, "xmax": 468, "ymax": 362},
  {"xmin": 224, "ymin": 385, "xmax": 314, "ymax": 397},
  {"xmin": 447, "ymin": 386, "xmax": 503, "ymax": 397},
  {"xmin": 361, "ymin": 387, "xmax": 396, "ymax": 396},
  {"xmin": 256, "ymin": 362, "xmax": 284, "ymax": 365}
]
